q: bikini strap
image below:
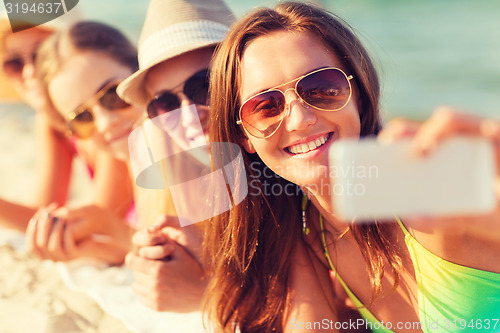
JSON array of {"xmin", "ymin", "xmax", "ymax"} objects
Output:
[{"xmin": 396, "ymin": 217, "xmax": 411, "ymax": 237}]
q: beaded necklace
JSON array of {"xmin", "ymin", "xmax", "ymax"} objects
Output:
[{"xmin": 301, "ymin": 194, "xmax": 348, "ymax": 270}]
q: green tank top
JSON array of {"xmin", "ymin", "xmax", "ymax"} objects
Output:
[{"xmin": 322, "ymin": 217, "xmax": 500, "ymax": 332}]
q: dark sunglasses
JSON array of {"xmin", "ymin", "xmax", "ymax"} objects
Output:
[
  {"xmin": 237, "ymin": 67, "xmax": 353, "ymax": 138},
  {"xmin": 67, "ymin": 81, "xmax": 130, "ymax": 139},
  {"xmin": 2, "ymin": 51, "xmax": 37, "ymax": 77},
  {"xmin": 147, "ymin": 69, "xmax": 210, "ymax": 119}
]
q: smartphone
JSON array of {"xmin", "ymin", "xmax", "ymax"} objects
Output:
[{"xmin": 328, "ymin": 136, "xmax": 497, "ymax": 221}]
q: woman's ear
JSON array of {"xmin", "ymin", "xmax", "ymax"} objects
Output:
[{"xmin": 240, "ymin": 135, "xmax": 256, "ymax": 154}]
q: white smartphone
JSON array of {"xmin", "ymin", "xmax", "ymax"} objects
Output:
[{"xmin": 328, "ymin": 136, "xmax": 497, "ymax": 221}]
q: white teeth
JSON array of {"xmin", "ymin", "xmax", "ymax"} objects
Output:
[{"xmin": 287, "ymin": 133, "xmax": 331, "ymax": 155}]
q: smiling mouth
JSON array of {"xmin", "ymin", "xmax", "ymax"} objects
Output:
[{"xmin": 285, "ymin": 132, "xmax": 333, "ymax": 155}]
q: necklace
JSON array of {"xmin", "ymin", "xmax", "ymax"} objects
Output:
[{"xmin": 301, "ymin": 194, "xmax": 348, "ymax": 271}]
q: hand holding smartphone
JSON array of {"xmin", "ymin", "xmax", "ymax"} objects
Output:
[{"xmin": 329, "ymin": 136, "xmax": 497, "ymax": 221}]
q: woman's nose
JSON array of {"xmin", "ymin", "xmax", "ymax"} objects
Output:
[
  {"xmin": 283, "ymin": 89, "xmax": 317, "ymax": 132},
  {"xmin": 92, "ymin": 104, "xmax": 119, "ymax": 133},
  {"xmin": 22, "ymin": 61, "xmax": 37, "ymax": 81}
]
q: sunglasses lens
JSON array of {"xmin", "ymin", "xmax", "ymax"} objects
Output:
[
  {"xmin": 2, "ymin": 58, "xmax": 24, "ymax": 76},
  {"xmin": 184, "ymin": 69, "xmax": 209, "ymax": 105},
  {"xmin": 240, "ymin": 90, "xmax": 286, "ymax": 138},
  {"xmin": 147, "ymin": 92, "xmax": 180, "ymax": 119},
  {"xmin": 99, "ymin": 86, "xmax": 130, "ymax": 110},
  {"xmin": 297, "ymin": 68, "xmax": 351, "ymax": 111},
  {"xmin": 69, "ymin": 110, "xmax": 95, "ymax": 139}
]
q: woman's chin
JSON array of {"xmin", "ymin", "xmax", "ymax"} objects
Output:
[{"xmin": 110, "ymin": 140, "xmax": 130, "ymax": 161}]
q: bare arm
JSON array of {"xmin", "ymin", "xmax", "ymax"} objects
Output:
[
  {"xmin": 91, "ymin": 146, "xmax": 134, "ymax": 218},
  {"xmin": 0, "ymin": 112, "xmax": 73, "ymax": 231},
  {"xmin": 34, "ymin": 111, "xmax": 73, "ymax": 207}
]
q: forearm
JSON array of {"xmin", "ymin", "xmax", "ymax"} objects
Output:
[
  {"xmin": 78, "ymin": 237, "xmax": 129, "ymax": 265},
  {"xmin": 0, "ymin": 198, "xmax": 36, "ymax": 231}
]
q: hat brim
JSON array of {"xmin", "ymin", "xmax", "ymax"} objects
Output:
[{"xmin": 117, "ymin": 40, "xmax": 219, "ymax": 108}]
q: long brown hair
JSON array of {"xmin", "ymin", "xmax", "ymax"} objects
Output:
[{"xmin": 205, "ymin": 2, "xmax": 400, "ymax": 332}]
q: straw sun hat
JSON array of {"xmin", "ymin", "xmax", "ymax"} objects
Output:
[{"xmin": 117, "ymin": 0, "xmax": 235, "ymax": 107}]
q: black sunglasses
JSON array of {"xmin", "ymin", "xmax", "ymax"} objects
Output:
[
  {"xmin": 146, "ymin": 69, "xmax": 210, "ymax": 119},
  {"xmin": 2, "ymin": 51, "xmax": 37, "ymax": 77}
]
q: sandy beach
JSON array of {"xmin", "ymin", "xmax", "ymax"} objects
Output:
[{"xmin": 0, "ymin": 242, "xmax": 130, "ymax": 333}]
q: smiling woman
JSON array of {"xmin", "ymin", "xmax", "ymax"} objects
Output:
[
  {"xmin": 18, "ymin": 21, "xmax": 143, "ymax": 264},
  {"xmin": 41, "ymin": 41, "xmax": 141, "ymax": 160},
  {"xmin": 206, "ymin": 2, "xmax": 500, "ymax": 333},
  {"xmin": 37, "ymin": 21, "xmax": 142, "ymax": 160}
]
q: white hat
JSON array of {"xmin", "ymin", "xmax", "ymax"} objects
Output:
[{"xmin": 117, "ymin": 0, "xmax": 235, "ymax": 107}]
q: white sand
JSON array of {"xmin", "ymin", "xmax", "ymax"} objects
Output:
[{"xmin": 0, "ymin": 242, "xmax": 130, "ymax": 332}]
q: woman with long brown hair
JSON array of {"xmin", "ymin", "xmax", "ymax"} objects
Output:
[{"xmin": 206, "ymin": 2, "xmax": 500, "ymax": 332}]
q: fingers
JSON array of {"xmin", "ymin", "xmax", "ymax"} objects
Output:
[
  {"xmin": 47, "ymin": 217, "xmax": 66, "ymax": 261},
  {"xmin": 62, "ymin": 223, "xmax": 79, "ymax": 259},
  {"xmin": 411, "ymin": 107, "xmax": 484, "ymax": 155},
  {"xmin": 58, "ymin": 205, "xmax": 103, "ymax": 239},
  {"xmin": 147, "ymin": 215, "xmax": 181, "ymax": 233},
  {"xmin": 125, "ymin": 245, "xmax": 206, "ymax": 312},
  {"xmin": 26, "ymin": 216, "xmax": 42, "ymax": 258},
  {"xmin": 27, "ymin": 205, "xmax": 59, "ymax": 259},
  {"xmin": 131, "ymin": 266, "xmax": 167, "ymax": 311},
  {"xmin": 132, "ymin": 228, "xmax": 168, "ymax": 248},
  {"xmin": 138, "ymin": 242, "xmax": 175, "ymax": 260},
  {"xmin": 160, "ymin": 225, "xmax": 204, "ymax": 262},
  {"xmin": 380, "ymin": 108, "xmax": 500, "ymax": 154},
  {"xmin": 35, "ymin": 210, "xmax": 53, "ymax": 253},
  {"xmin": 378, "ymin": 117, "xmax": 422, "ymax": 144}
]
